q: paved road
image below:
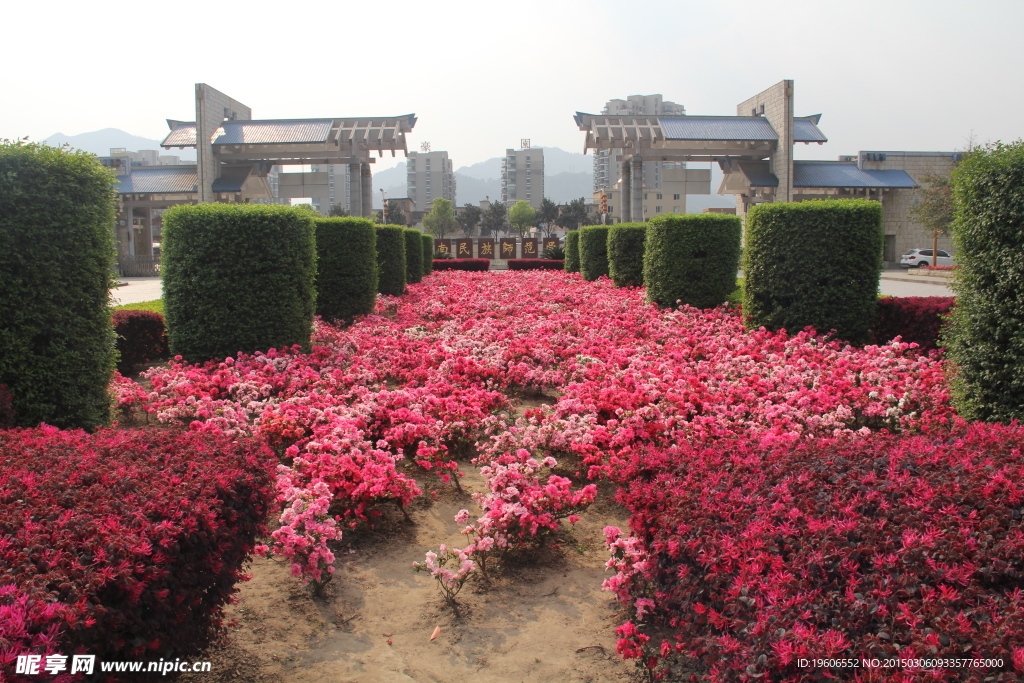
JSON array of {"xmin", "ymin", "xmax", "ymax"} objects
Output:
[{"xmin": 110, "ymin": 270, "xmax": 952, "ymax": 307}]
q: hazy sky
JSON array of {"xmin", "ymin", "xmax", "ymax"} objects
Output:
[{"xmin": 4, "ymin": 0, "xmax": 1021, "ymax": 173}]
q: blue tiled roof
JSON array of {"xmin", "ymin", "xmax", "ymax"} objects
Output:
[
  {"xmin": 794, "ymin": 117, "xmax": 827, "ymax": 143},
  {"xmin": 162, "ymin": 124, "xmax": 197, "ymax": 147},
  {"xmin": 793, "ymin": 162, "xmax": 918, "ymax": 188},
  {"xmin": 115, "ymin": 166, "xmax": 198, "ymax": 194},
  {"xmin": 214, "ymin": 120, "xmax": 334, "ymax": 145},
  {"xmin": 659, "ymin": 116, "xmax": 778, "ymax": 141}
]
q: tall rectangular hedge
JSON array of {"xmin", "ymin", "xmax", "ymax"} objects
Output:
[
  {"xmin": 404, "ymin": 228, "xmax": 424, "ymax": 284},
  {"xmin": 644, "ymin": 214, "xmax": 742, "ymax": 309},
  {"xmin": 162, "ymin": 204, "xmax": 317, "ymax": 363},
  {"xmin": 421, "ymin": 233, "xmax": 434, "ymax": 275},
  {"xmin": 0, "ymin": 141, "xmax": 118, "ymax": 429},
  {"xmin": 376, "ymin": 225, "xmax": 407, "ymax": 295},
  {"xmin": 744, "ymin": 199, "xmax": 883, "ymax": 345},
  {"xmin": 607, "ymin": 223, "xmax": 647, "ymax": 287},
  {"xmin": 564, "ymin": 230, "xmax": 581, "ymax": 273},
  {"xmin": 946, "ymin": 140, "xmax": 1024, "ymax": 422},
  {"xmin": 578, "ymin": 225, "xmax": 610, "ymax": 281},
  {"xmin": 315, "ymin": 217, "xmax": 377, "ymax": 323}
]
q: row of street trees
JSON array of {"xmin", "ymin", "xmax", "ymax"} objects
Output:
[{"xmin": 422, "ymin": 197, "xmax": 594, "ymax": 240}]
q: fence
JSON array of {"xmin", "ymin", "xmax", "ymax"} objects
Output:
[{"xmin": 118, "ymin": 255, "xmax": 160, "ymax": 277}]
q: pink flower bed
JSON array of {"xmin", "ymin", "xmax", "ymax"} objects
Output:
[{"xmin": 105, "ymin": 270, "xmax": 1024, "ymax": 679}]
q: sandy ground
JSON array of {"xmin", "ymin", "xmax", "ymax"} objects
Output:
[{"xmin": 175, "ymin": 396, "xmax": 638, "ymax": 683}]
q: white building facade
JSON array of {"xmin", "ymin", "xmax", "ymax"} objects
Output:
[
  {"xmin": 407, "ymin": 151, "xmax": 456, "ymax": 212},
  {"xmin": 501, "ymin": 147, "xmax": 544, "ymax": 209}
]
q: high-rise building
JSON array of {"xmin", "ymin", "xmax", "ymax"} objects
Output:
[
  {"xmin": 407, "ymin": 151, "xmax": 456, "ymax": 212},
  {"xmin": 310, "ymin": 164, "xmax": 351, "ymax": 214},
  {"xmin": 592, "ymin": 94, "xmax": 686, "ymax": 194},
  {"xmin": 501, "ymin": 147, "xmax": 544, "ymax": 209}
]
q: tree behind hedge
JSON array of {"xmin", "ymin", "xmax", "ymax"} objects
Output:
[
  {"xmin": 376, "ymin": 225, "xmax": 406, "ymax": 295},
  {"xmin": 404, "ymin": 228, "xmax": 424, "ymax": 284},
  {"xmin": 644, "ymin": 214, "xmax": 741, "ymax": 309},
  {"xmin": 945, "ymin": 140, "xmax": 1024, "ymax": 422},
  {"xmin": 607, "ymin": 223, "xmax": 647, "ymax": 287},
  {"xmin": 564, "ymin": 230, "xmax": 581, "ymax": 273},
  {"xmin": 162, "ymin": 204, "xmax": 316, "ymax": 363},
  {"xmin": 421, "ymin": 233, "xmax": 434, "ymax": 275},
  {"xmin": 0, "ymin": 140, "xmax": 117, "ymax": 429},
  {"xmin": 578, "ymin": 225, "xmax": 610, "ymax": 281},
  {"xmin": 315, "ymin": 216, "xmax": 377, "ymax": 323},
  {"xmin": 744, "ymin": 199, "xmax": 882, "ymax": 345}
]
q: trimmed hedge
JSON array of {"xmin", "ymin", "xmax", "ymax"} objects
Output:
[
  {"xmin": 507, "ymin": 259, "xmax": 565, "ymax": 270},
  {"xmin": 0, "ymin": 140, "xmax": 118, "ymax": 430},
  {"xmin": 315, "ymin": 217, "xmax": 378, "ymax": 323},
  {"xmin": 404, "ymin": 228, "xmax": 424, "ymax": 284},
  {"xmin": 421, "ymin": 233, "xmax": 434, "ymax": 275},
  {"xmin": 431, "ymin": 258, "xmax": 490, "ymax": 271},
  {"xmin": 872, "ymin": 296, "xmax": 954, "ymax": 352},
  {"xmin": 112, "ymin": 309, "xmax": 168, "ymax": 375},
  {"xmin": 564, "ymin": 230, "xmax": 581, "ymax": 273},
  {"xmin": 946, "ymin": 140, "xmax": 1024, "ymax": 422},
  {"xmin": 0, "ymin": 425, "xmax": 274, "ymax": 664},
  {"xmin": 744, "ymin": 200, "xmax": 883, "ymax": 345},
  {"xmin": 376, "ymin": 225, "xmax": 407, "ymax": 295},
  {"xmin": 607, "ymin": 223, "xmax": 647, "ymax": 287},
  {"xmin": 644, "ymin": 214, "xmax": 742, "ymax": 309},
  {"xmin": 162, "ymin": 204, "xmax": 317, "ymax": 363},
  {"xmin": 578, "ymin": 225, "xmax": 610, "ymax": 281}
]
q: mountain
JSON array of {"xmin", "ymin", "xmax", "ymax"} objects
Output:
[{"xmin": 41, "ymin": 128, "xmax": 196, "ymax": 161}]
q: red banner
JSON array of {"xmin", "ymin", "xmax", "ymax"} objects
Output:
[
  {"xmin": 499, "ymin": 238, "xmax": 518, "ymax": 259},
  {"xmin": 477, "ymin": 238, "xmax": 495, "ymax": 259}
]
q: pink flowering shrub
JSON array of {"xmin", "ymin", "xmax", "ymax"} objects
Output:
[
  {"xmin": 606, "ymin": 425, "xmax": 1024, "ymax": 681},
  {"xmin": 0, "ymin": 426, "xmax": 273, "ymax": 674},
  {"xmin": 413, "ymin": 544, "xmax": 476, "ymax": 604}
]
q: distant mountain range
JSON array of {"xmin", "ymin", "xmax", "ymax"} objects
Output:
[
  {"xmin": 40, "ymin": 129, "xmax": 196, "ymax": 161},
  {"xmin": 371, "ymin": 146, "xmax": 734, "ymax": 211}
]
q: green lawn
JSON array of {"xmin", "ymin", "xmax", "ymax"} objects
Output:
[{"xmin": 114, "ymin": 299, "xmax": 164, "ymax": 314}]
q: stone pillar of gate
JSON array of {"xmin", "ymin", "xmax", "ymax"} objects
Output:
[
  {"xmin": 361, "ymin": 163, "xmax": 373, "ymax": 219},
  {"xmin": 621, "ymin": 160, "xmax": 632, "ymax": 223},
  {"xmin": 349, "ymin": 163, "xmax": 362, "ymax": 217},
  {"xmin": 631, "ymin": 159, "xmax": 644, "ymax": 223}
]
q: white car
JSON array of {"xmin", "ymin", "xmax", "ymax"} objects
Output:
[{"xmin": 900, "ymin": 248, "xmax": 954, "ymax": 268}]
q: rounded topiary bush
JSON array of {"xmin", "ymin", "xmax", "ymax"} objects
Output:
[
  {"xmin": 946, "ymin": 140, "xmax": 1024, "ymax": 422},
  {"xmin": 421, "ymin": 233, "xmax": 434, "ymax": 276},
  {"xmin": 0, "ymin": 140, "xmax": 118, "ymax": 429},
  {"xmin": 607, "ymin": 223, "xmax": 647, "ymax": 287},
  {"xmin": 644, "ymin": 213, "xmax": 741, "ymax": 310},
  {"xmin": 564, "ymin": 230, "xmax": 581, "ymax": 273},
  {"xmin": 315, "ymin": 217, "xmax": 377, "ymax": 323},
  {"xmin": 744, "ymin": 200, "xmax": 882, "ymax": 344},
  {"xmin": 376, "ymin": 225, "xmax": 407, "ymax": 295},
  {"xmin": 579, "ymin": 225, "xmax": 610, "ymax": 281},
  {"xmin": 404, "ymin": 228, "xmax": 424, "ymax": 284},
  {"xmin": 162, "ymin": 204, "xmax": 317, "ymax": 363}
]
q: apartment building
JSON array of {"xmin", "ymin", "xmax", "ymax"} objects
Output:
[
  {"xmin": 407, "ymin": 151, "xmax": 456, "ymax": 212},
  {"xmin": 592, "ymin": 94, "xmax": 686, "ymax": 194},
  {"xmin": 501, "ymin": 147, "xmax": 544, "ymax": 209}
]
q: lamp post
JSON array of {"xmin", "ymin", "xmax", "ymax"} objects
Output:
[{"xmin": 380, "ymin": 188, "xmax": 388, "ymax": 224}]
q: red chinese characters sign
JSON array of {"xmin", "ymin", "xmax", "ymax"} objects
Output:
[
  {"xmin": 456, "ymin": 238, "xmax": 473, "ymax": 258},
  {"xmin": 542, "ymin": 238, "xmax": 559, "ymax": 253},
  {"xmin": 499, "ymin": 239, "xmax": 517, "ymax": 259},
  {"xmin": 521, "ymin": 239, "xmax": 539, "ymax": 257},
  {"xmin": 434, "ymin": 239, "xmax": 452, "ymax": 256},
  {"xmin": 477, "ymin": 239, "xmax": 495, "ymax": 259}
]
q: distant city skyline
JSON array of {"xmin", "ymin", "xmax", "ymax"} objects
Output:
[{"xmin": 4, "ymin": 0, "xmax": 1020, "ymax": 177}]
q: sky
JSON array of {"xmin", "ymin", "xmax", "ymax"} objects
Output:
[{"xmin": 3, "ymin": 0, "xmax": 1022, "ymax": 174}]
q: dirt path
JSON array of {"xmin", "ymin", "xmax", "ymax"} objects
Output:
[{"xmin": 181, "ymin": 401, "xmax": 637, "ymax": 683}]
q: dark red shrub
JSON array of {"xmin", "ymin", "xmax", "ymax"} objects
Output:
[
  {"xmin": 507, "ymin": 259, "xmax": 565, "ymax": 270},
  {"xmin": 611, "ymin": 424, "xmax": 1024, "ymax": 681},
  {"xmin": 112, "ymin": 310, "xmax": 168, "ymax": 375},
  {"xmin": 871, "ymin": 296, "xmax": 954, "ymax": 352},
  {"xmin": 0, "ymin": 426, "xmax": 274, "ymax": 679},
  {"xmin": 431, "ymin": 258, "xmax": 490, "ymax": 271}
]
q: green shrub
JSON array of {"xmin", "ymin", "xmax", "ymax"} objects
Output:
[
  {"xmin": 0, "ymin": 140, "xmax": 118, "ymax": 429},
  {"xmin": 162, "ymin": 204, "xmax": 316, "ymax": 363},
  {"xmin": 578, "ymin": 225, "xmax": 610, "ymax": 281},
  {"xmin": 607, "ymin": 223, "xmax": 647, "ymax": 287},
  {"xmin": 743, "ymin": 199, "xmax": 882, "ymax": 344},
  {"xmin": 376, "ymin": 225, "xmax": 407, "ymax": 295},
  {"xmin": 315, "ymin": 217, "xmax": 377, "ymax": 323},
  {"xmin": 564, "ymin": 231, "xmax": 581, "ymax": 273},
  {"xmin": 945, "ymin": 140, "xmax": 1024, "ymax": 422},
  {"xmin": 644, "ymin": 214, "xmax": 741, "ymax": 310},
  {"xmin": 404, "ymin": 228, "xmax": 424, "ymax": 284},
  {"xmin": 421, "ymin": 233, "xmax": 434, "ymax": 275}
]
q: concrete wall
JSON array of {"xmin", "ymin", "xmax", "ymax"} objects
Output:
[
  {"xmin": 737, "ymin": 80, "xmax": 793, "ymax": 202},
  {"xmin": 195, "ymin": 84, "xmax": 251, "ymax": 203}
]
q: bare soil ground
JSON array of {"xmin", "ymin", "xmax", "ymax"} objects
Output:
[{"xmin": 175, "ymin": 393, "xmax": 638, "ymax": 683}]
